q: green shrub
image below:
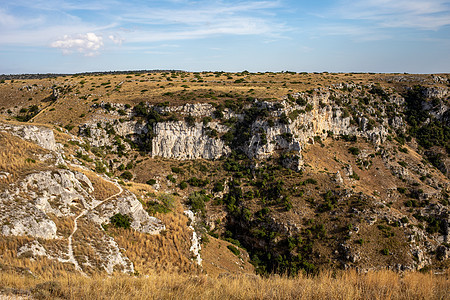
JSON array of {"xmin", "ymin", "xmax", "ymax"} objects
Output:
[
  {"xmin": 187, "ymin": 177, "xmax": 209, "ymax": 187},
  {"xmin": 227, "ymin": 245, "xmax": 240, "ymax": 256},
  {"xmin": 304, "ymin": 178, "xmax": 317, "ymax": 185},
  {"xmin": 341, "ymin": 135, "xmax": 357, "ymax": 142},
  {"xmin": 166, "ymin": 174, "xmax": 176, "ymax": 183},
  {"xmin": 110, "ymin": 213, "xmax": 132, "ymax": 229},
  {"xmin": 179, "ymin": 181, "xmax": 188, "ymax": 189},
  {"xmin": 147, "ymin": 193, "xmax": 175, "ymax": 214},
  {"xmin": 348, "ymin": 147, "xmax": 360, "ymax": 155},
  {"xmin": 213, "ymin": 181, "xmax": 225, "ymax": 193},
  {"xmin": 120, "ymin": 171, "xmax": 133, "ymax": 180},
  {"xmin": 95, "ymin": 161, "xmax": 106, "ymax": 173},
  {"xmin": 398, "ymin": 161, "xmax": 407, "ymax": 167},
  {"xmin": 146, "ymin": 179, "xmax": 157, "ymax": 185},
  {"xmin": 202, "ymin": 116, "xmax": 212, "ymax": 125},
  {"xmin": 399, "ymin": 147, "xmax": 408, "ymax": 153},
  {"xmin": 397, "ymin": 187, "xmax": 406, "ymax": 194},
  {"xmin": 187, "ymin": 191, "xmax": 210, "ymax": 214},
  {"xmin": 350, "ymin": 173, "xmax": 360, "ymax": 180},
  {"xmin": 279, "ymin": 113, "xmax": 289, "ymax": 124},
  {"xmin": 296, "ymin": 97, "xmax": 307, "ymax": 106},
  {"xmin": 185, "ymin": 115, "xmax": 196, "ymax": 127},
  {"xmin": 171, "ymin": 166, "xmax": 181, "ymax": 173}
]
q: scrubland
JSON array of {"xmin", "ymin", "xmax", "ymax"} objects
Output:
[{"xmin": 0, "ymin": 268, "xmax": 448, "ymax": 299}]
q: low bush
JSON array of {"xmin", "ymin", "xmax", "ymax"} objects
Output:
[{"xmin": 110, "ymin": 213, "xmax": 132, "ymax": 229}]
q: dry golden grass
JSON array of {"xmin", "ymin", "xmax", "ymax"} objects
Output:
[
  {"xmin": 0, "ymin": 236, "xmax": 76, "ymax": 278},
  {"xmin": 125, "ymin": 182, "xmax": 155, "ymax": 199},
  {"xmin": 71, "ymin": 218, "xmax": 108, "ymax": 273},
  {"xmin": 0, "ymin": 268, "xmax": 448, "ymax": 300},
  {"xmin": 201, "ymin": 235, "xmax": 254, "ymax": 277},
  {"xmin": 71, "ymin": 167, "xmax": 120, "ymax": 201},
  {"xmin": 110, "ymin": 209, "xmax": 199, "ymax": 275},
  {"xmin": 0, "ymin": 131, "xmax": 48, "ymax": 182}
]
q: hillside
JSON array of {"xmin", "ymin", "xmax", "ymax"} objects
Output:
[{"xmin": 0, "ymin": 71, "xmax": 448, "ymax": 294}]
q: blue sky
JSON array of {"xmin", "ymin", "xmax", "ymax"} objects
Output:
[{"xmin": 1, "ymin": 0, "xmax": 449, "ymax": 74}]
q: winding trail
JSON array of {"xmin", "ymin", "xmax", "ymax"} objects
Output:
[{"xmin": 66, "ymin": 178, "xmax": 123, "ymax": 273}]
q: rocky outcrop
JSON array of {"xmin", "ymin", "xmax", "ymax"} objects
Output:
[
  {"xmin": 77, "ymin": 88, "xmax": 389, "ymax": 165},
  {"xmin": 88, "ymin": 233, "xmax": 135, "ymax": 274},
  {"xmin": 184, "ymin": 210, "xmax": 202, "ymax": 266},
  {"xmin": 155, "ymin": 103, "xmax": 214, "ymax": 117},
  {"xmin": 1, "ymin": 212, "xmax": 57, "ymax": 239},
  {"xmin": 19, "ymin": 170, "xmax": 96, "ymax": 216},
  {"xmin": 88, "ymin": 191, "xmax": 165, "ymax": 235},
  {"xmin": 0, "ymin": 123, "xmax": 58, "ymax": 151},
  {"xmin": 79, "ymin": 119, "xmax": 148, "ymax": 148},
  {"xmin": 0, "ymin": 169, "xmax": 95, "ymax": 239},
  {"xmin": 152, "ymin": 121, "xmax": 230, "ymax": 160},
  {"xmin": 423, "ymin": 87, "xmax": 448, "ymax": 99},
  {"xmin": 0, "ymin": 121, "xmax": 168, "ymax": 274}
]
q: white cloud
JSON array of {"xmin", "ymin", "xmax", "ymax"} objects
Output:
[
  {"xmin": 51, "ymin": 33, "xmax": 104, "ymax": 56},
  {"xmin": 108, "ymin": 34, "xmax": 123, "ymax": 45}
]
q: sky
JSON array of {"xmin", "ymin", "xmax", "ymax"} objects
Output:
[{"xmin": 1, "ymin": 0, "xmax": 449, "ymax": 74}]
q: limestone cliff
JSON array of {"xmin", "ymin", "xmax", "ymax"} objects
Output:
[{"xmin": 151, "ymin": 121, "xmax": 230, "ymax": 159}]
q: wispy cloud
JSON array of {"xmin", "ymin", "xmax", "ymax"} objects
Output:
[
  {"xmin": 0, "ymin": 0, "xmax": 286, "ymax": 55},
  {"xmin": 117, "ymin": 0, "xmax": 286, "ymax": 43},
  {"xmin": 336, "ymin": 0, "xmax": 450, "ymax": 30},
  {"xmin": 123, "ymin": 17, "xmax": 282, "ymax": 44},
  {"xmin": 120, "ymin": 1, "xmax": 280, "ymax": 25},
  {"xmin": 316, "ymin": 24, "xmax": 393, "ymax": 41},
  {"xmin": 0, "ymin": 8, "xmax": 45, "ymax": 29}
]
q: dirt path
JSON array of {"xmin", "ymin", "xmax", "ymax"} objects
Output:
[{"xmin": 66, "ymin": 179, "xmax": 123, "ymax": 273}]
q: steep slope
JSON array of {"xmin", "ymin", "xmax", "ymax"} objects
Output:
[{"xmin": 0, "ymin": 71, "xmax": 448, "ymax": 277}]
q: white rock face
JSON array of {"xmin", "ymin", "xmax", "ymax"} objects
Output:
[
  {"xmin": 0, "ymin": 123, "xmax": 57, "ymax": 151},
  {"xmin": 228, "ymin": 98, "xmax": 387, "ymax": 160},
  {"xmin": 0, "ymin": 169, "xmax": 98, "ymax": 240},
  {"xmin": 147, "ymin": 96, "xmax": 386, "ymax": 162},
  {"xmin": 155, "ymin": 103, "xmax": 214, "ymax": 117},
  {"xmin": 76, "ymin": 92, "xmax": 387, "ymax": 164},
  {"xmin": 19, "ymin": 170, "xmax": 96, "ymax": 216},
  {"xmin": 152, "ymin": 121, "xmax": 230, "ymax": 160},
  {"xmin": 2, "ymin": 216, "xmax": 57, "ymax": 239},
  {"xmin": 184, "ymin": 210, "xmax": 202, "ymax": 266},
  {"xmin": 94, "ymin": 234, "xmax": 135, "ymax": 274},
  {"xmin": 79, "ymin": 120, "xmax": 148, "ymax": 148},
  {"xmin": 0, "ymin": 172, "xmax": 11, "ymax": 180},
  {"xmin": 423, "ymin": 87, "xmax": 448, "ymax": 99},
  {"xmin": 18, "ymin": 240, "xmax": 48, "ymax": 257},
  {"xmin": 88, "ymin": 191, "xmax": 166, "ymax": 235}
]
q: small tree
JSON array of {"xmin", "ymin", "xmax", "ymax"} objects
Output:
[
  {"xmin": 110, "ymin": 213, "xmax": 132, "ymax": 229},
  {"xmin": 120, "ymin": 171, "xmax": 133, "ymax": 180}
]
